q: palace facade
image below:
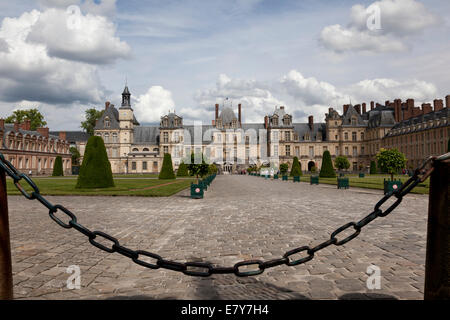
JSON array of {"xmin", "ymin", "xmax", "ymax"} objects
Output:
[
  {"xmin": 0, "ymin": 119, "xmax": 72, "ymax": 175},
  {"xmin": 94, "ymin": 86, "xmax": 450, "ymax": 174}
]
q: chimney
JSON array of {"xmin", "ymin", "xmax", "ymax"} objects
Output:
[
  {"xmin": 0, "ymin": 119, "xmax": 4, "ymax": 130},
  {"xmin": 406, "ymin": 99, "xmax": 414, "ymax": 111},
  {"xmin": 394, "ymin": 99, "xmax": 401, "ymax": 122},
  {"xmin": 362, "ymin": 103, "xmax": 366, "ymax": 114},
  {"xmin": 354, "ymin": 104, "xmax": 361, "ymax": 115},
  {"xmin": 308, "ymin": 115, "xmax": 314, "ymax": 130},
  {"xmin": 280, "ymin": 106, "xmax": 285, "ymax": 110},
  {"xmin": 25, "ymin": 119, "xmax": 31, "ymax": 131},
  {"xmin": 215, "ymin": 104, "xmax": 219, "ymax": 120},
  {"xmin": 264, "ymin": 115, "xmax": 269, "ymax": 129},
  {"xmin": 105, "ymin": 101, "xmax": 110, "ymax": 110},
  {"xmin": 446, "ymin": 95, "xmax": 450, "ymax": 109},
  {"xmin": 370, "ymin": 101, "xmax": 374, "ymax": 110},
  {"xmin": 14, "ymin": 122, "xmax": 19, "ymax": 132},
  {"xmin": 212, "ymin": 120, "xmax": 215, "ymax": 126},
  {"xmin": 59, "ymin": 131, "xmax": 67, "ymax": 141},
  {"xmin": 385, "ymin": 100, "xmax": 390, "ymax": 107},
  {"xmin": 421, "ymin": 103, "xmax": 432, "ymax": 115},
  {"xmin": 433, "ymin": 99, "xmax": 443, "ymax": 112},
  {"xmin": 238, "ymin": 104, "xmax": 242, "ymax": 125},
  {"xmin": 343, "ymin": 104, "xmax": 350, "ymax": 114},
  {"xmin": 37, "ymin": 127, "xmax": 49, "ymax": 138}
]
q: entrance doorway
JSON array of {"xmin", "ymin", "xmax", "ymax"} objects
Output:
[{"xmin": 308, "ymin": 161, "xmax": 315, "ymax": 171}]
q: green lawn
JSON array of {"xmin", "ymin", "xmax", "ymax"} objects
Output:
[
  {"xmin": 5, "ymin": 177, "xmax": 194, "ymax": 197},
  {"xmin": 113, "ymin": 174, "xmax": 159, "ymax": 178},
  {"xmin": 272, "ymin": 174, "xmax": 430, "ymax": 194}
]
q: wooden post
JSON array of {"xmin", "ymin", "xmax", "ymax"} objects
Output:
[
  {"xmin": 424, "ymin": 159, "xmax": 450, "ymax": 300},
  {"xmin": 0, "ymin": 169, "xmax": 13, "ymax": 299}
]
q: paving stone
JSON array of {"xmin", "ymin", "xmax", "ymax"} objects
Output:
[{"xmin": 8, "ymin": 176, "xmax": 428, "ymax": 300}]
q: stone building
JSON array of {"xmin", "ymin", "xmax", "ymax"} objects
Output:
[
  {"xmin": 0, "ymin": 119, "xmax": 72, "ymax": 175},
  {"xmin": 94, "ymin": 85, "xmax": 449, "ymax": 174}
]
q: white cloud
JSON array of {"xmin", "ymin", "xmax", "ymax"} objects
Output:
[
  {"xmin": 0, "ymin": 7, "xmax": 128, "ymax": 106},
  {"xmin": 27, "ymin": 8, "xmax": 129, "ymax": 65},
  {"xmin": 39, "ymin": 0, "xmax": 117, "ymax": 16},
  {"xmin": 134, "ymin": 86, "xmax": 176, "ymax": 123},
  {"xmin": 320, "ymin": 0, "xmax": 439, "ymax": 54},
  {"xmin": 345, "ymin": 78, "xmax": 438, "ymax": 103}
]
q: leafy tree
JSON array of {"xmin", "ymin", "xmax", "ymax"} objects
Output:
[
  {"xmin": 5, "ymin": 109, "xmax": 47, "ymax": 130},
  {"xmin": 70, "ymin": 147, "xmax": 81, "ymax": 166},
  {"xmin": 52, "ymin": 156, "xmax": 64, "ymax": 177},
  {"xmin": 280, "ymin": 163, "xmax": 289, "ymax": 176},
  {"xmin": 335, "ymin": 156, "xmax": 350, "ymax": 172},
  {"xmin": 208, "ymin": 163, "xmax": 218, "ymax": 175},
  {"xmin": 290, "ymin": 156, "xmax": 302, "ymax": 176},
  {"xmin": 81, "ymin": 108, "xmax": 104, "ymax": 136},
  {"xmin": 76, "ymin": 136, "xmax": 114, "ymax": 188},
  {"xmin": 370, "ymin": 160, "xmax": 377, "ymax": 174},
  {"xmin": 177, "ymin": 161, "xmax": 189, "ymax": 177},
  {"xmin": 376, "ymin": 148, "xmax": 406, "ymax": 181},
  {"xmin": 319, "ymin": 150, "xmax": 336, "ymax": 178},
  {"xmin": 159, "ymin": 153, "xmax": 175, "ymax": 179},
  {"xmin": 187, "ymin": 153, "xmax": 209, "ymax": 183}
]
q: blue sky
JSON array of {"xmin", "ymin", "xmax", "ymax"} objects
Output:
[{"xmin": 0, "ymin": 0, "xmax": 448, "ymax": 130}]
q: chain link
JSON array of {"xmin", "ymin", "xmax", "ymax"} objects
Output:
[{"xmin": 0, "ymin": 151, "xmax": 445, "ymax": 277}]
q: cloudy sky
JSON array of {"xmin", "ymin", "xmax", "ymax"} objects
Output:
[{"xmin": 0, "ymin": 0, "xmax": 448, "ymax": 130}]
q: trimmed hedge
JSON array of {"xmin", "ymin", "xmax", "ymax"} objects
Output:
[
  {"xmin": 159, "ymin": 153, "xmax": 175, "ymax": 179},
  {"xmin": 76, "ymin": 136, "xmax": 114, "ymax": 188},
  {"xmin": 177, "ymin": 162, "xmax": 189, "ymax": 177},
  {"xmin": 52, "ymin": 156, "xmax": 64, "ymax": 177},
  {"xmin": 319, "ymin": 150, "xmax": 336, "ymax": 178},
  {"xmin": 290, "ymin": 156, "xmax": 302, "ymax": 176},
  {"xmin": 370, "ymin": 160, "xmax": 377, "ymax": 174}
]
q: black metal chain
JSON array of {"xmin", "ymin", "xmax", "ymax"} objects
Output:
[{"xmin": 0, "ymin": 151, "xmax": 447, "ymax": 277}]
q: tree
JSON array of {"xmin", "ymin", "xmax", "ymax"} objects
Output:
[
  {"xmin": 76, "ymin": 136, "xmax": 114, "ymax": 188},
  {"xmin": 159, "ymin": 153, "xmax": 176, "ymax": 179},
  {"xmin": 319, "ymin": 151, "xmax": 336, "ymax": 178},
  {"xmin": 370, "ymin": 160, "xmax": 377, "ymax": 174},
  {"xmin": 177, "ymin": 161, "xmax": 189, "ymax": 177},
  {"xmin": 280, "ymin": 163, "xmax": 289, "ymax": 176},
  {"xmin": 70, "ymin": 147, "xmax": 81, "ymax": 166},
  {"xmin": 290, "ymin": 157, "xmax": 302, "ymax": 176},
  {"xmin": 376, "ymin": 148, "xmax": 406, "ymax": 181},
  {"xmin": 52, "ymin": 156, "xmax": 64, "ymax": 177},
  {"xmin": 81, "ymin": 108, "xmax": 104, "ymax": 136},
  {"xmin": 187, "ymin": 153, "xmax": 209, "ymax": 183},
  {"xmin": 335, "ymin": 156, "xmax": 350, "ymax": 172},
  {"xmin": 208, "ymin": 164, "xmax": 218, "ymax": 175},
  {"xmin": 5, "ymin": 109, "xmax": 47, "ymax": 130}
]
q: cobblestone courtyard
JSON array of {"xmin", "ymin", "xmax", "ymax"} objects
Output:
[{"xmin": 7, "ymin": 175, "xmax": 428, "ymax": 300}]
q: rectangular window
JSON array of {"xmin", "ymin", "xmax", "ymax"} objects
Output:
[
  {"xmin": 309, "ymin": 146, "xmax": 314, "ymax": 158},
  {"xmin": 345, "ymin": 147, "xmax": 349, "ymax": 156},
  {"xmin": 285, "ymin": 145, "xmax": 290, "ymax": 156},
  {"xmin": 142, "ymin": 162, "xmax": 147, "ymax": 170},
  {"xmin": 131, "ymin": 162, "xmax": 136, "ymax": 170},
  {"xmin": 295, "ymin": 146, "xmax": 300, "ymax": 156},
  {"xmin": 245, "ymin": 147, "xmax": 250, "ymax": 159},
  {"xmin": 352, "ymin": 132, "xmax": 357, "ymax": 141},
  {"xmin": 163, "ymin": 146, "xmax": 168, "ymax": 154},
  {"xmin": 163, "ymin": 132, "xmax": 168, "ymax": 143},
  {"xmin": 353, "ymin": 146, "xmax": 357, "ymax": 157},
  {"xmin": 285, "ymin": 131, "xmax": 290, "ymax": 142},
  {"xmin": 344, "ymin": 132, "xmax": 348, "ymax": 140},
  {"xmin": 274, "ymin": 145, "xmax": 278, "ymax": 157},
  {"xmin": 335, "ymin": 146, "xmax": 339, "ymax": 156},
  {"xmin": 273, "ymin": 131, "xmax": 279, "ymax": 142}
]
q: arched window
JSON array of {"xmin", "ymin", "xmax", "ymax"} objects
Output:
[
  {"xmin": 143, "ymin": 148, "xmax": 149, "ymax": 152},
  {"xmin": 112, "ymin": 133, "xmax": 118, "ymax": 143},
  {"xmin": 132, "ymin": 148, "xmax": 139, "ymax": 152},
  {"xmin": 104, "ymin": 133, "xmax": 109, "ymax": 143}
]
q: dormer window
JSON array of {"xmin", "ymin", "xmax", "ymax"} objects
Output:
[
  {"xmin": 104, "ymin": 117, "xmax": 110, "ymax": 128},
  {"xmin": 351, "ymin": 117, "xmax": 356, "ymax": 126}
]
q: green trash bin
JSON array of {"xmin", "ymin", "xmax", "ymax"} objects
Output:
[
  {"xmin": 383, "ymin": 179, "xmax": 402, "ymax": 195},
  {"xmin": 190, "ymin": 183, "xmax": 204, "ymax": 199},
  {"xmin": 282, "ymin": 175, "xmax": 288, "ymax": 181},
  {"xmin": 274, "ymin": 174, "xmax": 279, "ymax": 180},
  {"xmin": 293, "ymin": 176, "xmax": 300, "ymax": 183},
  {"xmin": 310, "ymin": 176, "xmax": 319, "ymax": 185},
  {"xmin": 337, "ymin": 177, "xmax": 349, "ymax": 189},
  {"xmin": 359, "ymin": 173, "xmax": 365, "ymax": 178}
]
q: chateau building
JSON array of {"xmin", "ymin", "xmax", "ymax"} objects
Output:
[
  {"xmin": 94, "ymin": 86, "xmax": 450, "ymax": 174},
  {"xmin": 0, "ymin": 119, "xmax": 72, "ymax": 175}
]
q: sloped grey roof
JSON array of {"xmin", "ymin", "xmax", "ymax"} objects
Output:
[
  {"xmin": 218, "ymin": 107, "xmax": 237, "ymax": 124},
  {"xmin": 367, "ymin": 106, "xmax": 395, "ymax": 128},
  {"xmin": 49, "ymin": 131, "xmax": 90, "ymax": 143},
  {"xmin": 133, "ymin": 126, "xmax": 160, "ymax": 144},
  {"xmin": 342, "ymin": 105, "xmax": 365, "ymax": 126},
  {"xmin": 293, "ymin": 123, "xmax": 326, "ymax": 141},
  {"xmin": 385, "ymin": 107, "xmax": 449, "ymax": 136},
  {"xmin": 160, "ymin": 113, "xmax": 182, "ymax": 128},
  {"xmin": 94, "ymin": 105, "xmax": 120, "ymax": 130}
]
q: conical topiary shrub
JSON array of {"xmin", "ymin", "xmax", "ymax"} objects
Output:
[
  {"xmin": 370, "ymin": 160, "xmax": 377, "ymax": 174},
  {"xmin": 177, "ymin": 162, "xmax": 189, "ymax": 177},
  {"xmin": 159, "ymin": 153, "xmax": 175, "ymax": 179},
  {"xmin": 290, "ymin": 156, "xmax": 302, "ymax": 176},
  {"xmin": 319, "ymin": 150, "xmax": 336, "ymax": 178},
  {"xmin": 52, "ymin": 156, "xmax": 64, "ymax": 177},
  {"xmin": 76, "ymin": 136, "xmax": 114, "ymax": 188}
]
